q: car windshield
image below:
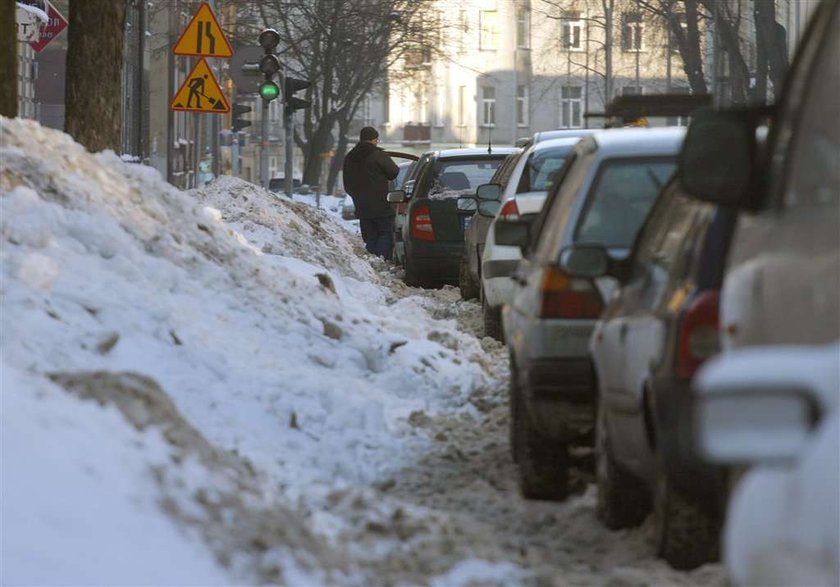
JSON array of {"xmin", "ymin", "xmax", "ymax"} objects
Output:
[
  {"xmin": 429, "ymin": 159, "xmax": 505, "ymax": 198},
  {"xmin": 575, "ymin": 157, "xmax": 676, "ymax": 248},
  {"xmin": 518, "ymin": 147, "xmax": 572, "ymax": 193}
]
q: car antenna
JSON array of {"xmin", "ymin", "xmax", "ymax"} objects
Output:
[{"xmin": 487, "ymin": 126, "xmax": 493, "ymax": 154}]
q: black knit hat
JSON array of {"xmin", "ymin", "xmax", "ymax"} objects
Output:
[{"xmin": 360, "ymin": 126, "xmax": 379, "ymax": 141}]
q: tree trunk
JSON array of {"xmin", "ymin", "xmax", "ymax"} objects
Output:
[
  {"xmin": 754, "ymin": 0, "xmax": 788, "ymax": 101},
  {"xmin": 678, "ymin": 0, "xmax": 708, "ymax": 94},
  {"xmin": 0, "ymin": 0, "xmax": 17, "ymax": 117},
  {"xmin": 327, "ymin": 119, "xmax": 351, "ymax": 195},
  {"xmin": 65, "ymin": 0, "xmax": 126, "ymax": 152}
]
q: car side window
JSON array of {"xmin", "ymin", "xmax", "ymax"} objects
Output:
[
  {"xmin": 784, "ymin": 15, "xmax": 840, "ymax": 208},
  {"xmin": 765, "ymin": 2, "xmax": 838, "ymax": 209},
  {"xmin": 533, "ymin": 149, "xmax": 596, "ymax": 263},
  {"xmin": 634, "ymin": 191, "xmax": 698, "ymax": 277}
]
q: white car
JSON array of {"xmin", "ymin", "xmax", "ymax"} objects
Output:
[
  {"xmin": 479, "ymin": 137, "xmax": 582, "ymax": 338},
  {"xmin": 695, "ymin": 343, "xmax": 839, "ymax": 587}
]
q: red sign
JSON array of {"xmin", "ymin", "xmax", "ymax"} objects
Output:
[{"xmin": 30, "ymin": 2, "xmax": 68, "ymax": 54}]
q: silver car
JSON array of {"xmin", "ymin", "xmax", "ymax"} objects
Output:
[{"xmin": 496, "ymin": 127, "xmax": 684, "ymax": 500}]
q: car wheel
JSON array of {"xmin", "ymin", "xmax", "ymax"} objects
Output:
[
  {"xmin": 513, "ymin": 380, "xmax": 570, "ymax": 500},
  {"xmin": 459, "ymin": 255, "xmax": 479, "ymax": 300},
  {"xmin": 483, "ymin": 295, "xmax": 503, "ymax": 341},
  {"xmin": 595, "ymin": 398, "xmax": 650, "ymax": 529},
  {"xmin": 654, "ymin": 457, "xmax": 721, "ymax": 570}
]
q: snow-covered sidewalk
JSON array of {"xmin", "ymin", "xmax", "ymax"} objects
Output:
[{"xmin": 1, "ymin": 118, "xmax": 724, "ymax": 586}]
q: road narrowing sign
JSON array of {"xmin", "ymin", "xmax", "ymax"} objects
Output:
[
  {"xmin": 172, "ymin": 2, "xmax": 233, "ymax": 58},
  {"xmin": 169, "ymin": 59, "xmax": 230, "ymax": 113}
]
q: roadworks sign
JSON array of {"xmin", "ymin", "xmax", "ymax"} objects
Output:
[
  {"xmin": 172, "ymin": 2, "xmax": 233, "ymax": 58},
  {"xmin": 169, "ymin": 59, "xmax": 230, "ymax": 113}
]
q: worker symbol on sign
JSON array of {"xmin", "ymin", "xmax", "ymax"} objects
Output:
[
  {"xmin": 172, "ymin": 2, "xmax": 233, "ymax": 58},
  {"xmin": 169, "ymin": 59, "xmax": 230, "ymax": 113},
  {"xmin": 187, "ymin": 75, "xmax": 208, "ymax": 108}
]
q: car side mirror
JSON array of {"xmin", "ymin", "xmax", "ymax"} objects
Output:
[
  {"xmin": 387, "ymin": 190, "xmax": 406, "ymax": 203},
  {"xmin": 476, "ymin": 183, "xmax": 502, "ymax": 201},
  {"xmin": 694, "ymin": 344, "xmax": 837, "ymax": 465},
  {"xmin": 456, "ymin": 196, "xmax": 477, "ymax": 215},
  {"xmin": 495, "ymin": 219, "xmax": 530, "ymax": 253},
  {"xmin": 678, "ymin": 108, "xmax": 764, "ymax": 209},
  {"xmin": 557, "ymin": 244, "xmax": 609, "ymax": 279}
]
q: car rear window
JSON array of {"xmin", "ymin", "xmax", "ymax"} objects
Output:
[
  {"xmin": 574, "ymin": 157, "xmax": 676, "ymax": 248},
  {"xmin": 429, "ymin": 158, "xmax": 505, "ymax": 198}
]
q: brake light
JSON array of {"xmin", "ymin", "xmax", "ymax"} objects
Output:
[
  {"xmin": 539, "ymin": 266, "xmax": 604, "ymax": 319},
  {"xmin": 499, "ymin": 199, "xmax": 520, "ymax": 222},
  {"xmin": 411, "ymin": 204, "xmax": 435, "ymax": 241},
  {"xmin": 676, "ymin": 290, "xmax": 720, "ymax": 379}
]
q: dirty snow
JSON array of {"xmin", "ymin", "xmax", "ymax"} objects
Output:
[{"xmin": 1, "ymin": 117, "xmax": 725, "ymax": 586}]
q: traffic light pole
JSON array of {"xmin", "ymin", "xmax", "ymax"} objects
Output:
[
  {"xmin": 284, "ymin": 110, "xmax": 294, "ymax": 197},
  {"xmin": 260, "ymin": 98, "xmax": 270, "ymax": 189}
]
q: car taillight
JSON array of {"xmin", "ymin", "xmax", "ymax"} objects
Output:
[
  {"xmin": 539, "ymin": 266, "xmax": 604, "ymax": 319},
  {"xmin": 411, "ymin": 204, "xmax": 435, "ymax": 241},
  {"xmin": 677, "ymin": 290, "xmax": 720, "ymax": 379},
  {"xmin": 499, "ymin": 199, "xmax": 520, "ymax": 222}
]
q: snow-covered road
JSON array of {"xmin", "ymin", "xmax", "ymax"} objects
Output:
[{"xmin": 1, "ymin": 117, "xmax": 724, "ymax": 586}]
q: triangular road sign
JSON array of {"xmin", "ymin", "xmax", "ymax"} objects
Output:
[
  {"xmin": 169, "ymin": 59, "xmax": 230, "ymax": 113},
  {"xmin": 173, "ymin": 2, "xmax": 233, "ymax": 58}
]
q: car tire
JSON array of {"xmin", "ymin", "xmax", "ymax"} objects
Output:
[
  {"xmin": 459, "ymin": 255, "xmax": 479, "ymax": 300},
  {"xmin": 596, "ymin": 399, "xmax": 650, "ymax": 529},
  {"xmin": 483, "ymin": 294, "xmax": 503, "ymax": 341},
  {"xmin": 404, "ymin": 255, "xmax": 421, "ymax": 287},
  {"xmin": 509, "ymin": 362, "xmax": 520, "ymax": 463},
  {"xmin": 513, "ymin": 381, "xmax": 569, "ymax": 500},
  {"xmin": 654, "ymin": 458, "xmax": 721, "ymax": 570}
]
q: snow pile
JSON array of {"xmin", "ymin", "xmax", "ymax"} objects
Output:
[{"xmin": 0, "ymin": 118, "xmax": 497, "ymax": 584}]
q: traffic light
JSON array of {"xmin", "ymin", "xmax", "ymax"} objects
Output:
[
  {"xmin": 283, "ymin": 77, "xmax": 311, "ymax": 113},
  {"xmin": 232, "ymin": 104, "xmax": 252, "ymax": 132},
  {"xmin": 258, "ymin": 29, "xmax": 281, "ymax": 102}
]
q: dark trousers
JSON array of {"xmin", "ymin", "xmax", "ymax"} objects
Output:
[{"xmin": 359, "ymin": 216, "xmax": 395, "ymax": 260}]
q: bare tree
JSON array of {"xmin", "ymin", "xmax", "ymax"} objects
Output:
[
  {"xmin": 243, "ymin": 0, "xmax": 442, "ymax": 192},
  {"xmin": 1, "ymin": 0, "xmax": 17, "ymax": 117},
  {"xmin": 65, "ymin": 0, "xmax": 126, "ymax": 152}
]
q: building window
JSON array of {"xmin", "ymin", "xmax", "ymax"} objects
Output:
[
  {"xmin": 561, "ymin": 13, "xmax": 585, "ymax": 51},
  {"xmin": 622, "ymin": 12, "xmax": 645, "ymax": 51},
  {"xmin": 435, "ymin": 86, "xmax": 445, "ymax": 127},
  {"xmin": 458, "ymin": 85, "xmax": 467, "ymax": 127},
  {"xmin": 481, "ymin": 86, "xmax": 496, "ymax": 127},
  {"xmin": 560, "ymin": 86, "xmax": 583, "ymax": 128},
  {"xmin": 363, "ymin": 96, "xmax": 374, "ymax": 126},
  {"xmin": 516, "ymin": 85, "xmax": 529, "ymax": 126},
  {"xmin": 516, "ymin": 7, "xmax": 530, "ymax": 49},
  {"xmin": 479, "ymin": 10, "xmax": 498, "ymax": 50}
]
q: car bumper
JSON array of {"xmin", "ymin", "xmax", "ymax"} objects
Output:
[
  {"xmin": 406, "ymin": 241, "xmax": 463, "ymax": 283},
  {"xmin": 520, "ymin": 358, "xmax": 596, "ymax": 442}
]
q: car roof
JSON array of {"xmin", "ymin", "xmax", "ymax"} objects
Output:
[
  {"xmin": 529, "ymin": 136, "xmax": 585, "ymax": 153},
  {"xmin": 586, "ymin": 127, "xmax": 686, "ymax": 156},
  {"xmin": 533, "ymin": 129, "xmax": 597, "ymax": 143},
  {"xmin": 435, "ymin": 147, "xmax": 519, "ymax": 159}
]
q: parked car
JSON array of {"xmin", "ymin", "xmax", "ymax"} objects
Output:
[
  {"xmin": 495, "ymin": 127, "xmax": 683, "ymax": 499},
  {"xmin": 694, "ymin": 344, "xmax": 839, "ymax": 587},
  {"xmin": 677, "ymin": 1, "xmax": 839, "ymax": 584},
  {"xmin": 387, "ymin": 148, "xmax": 516, "ymax": 287},
  {"xmin": 571, "ymin": 176, "xmax": 738, "ymax": 569},
  {"xmin": 473, "ymin": 137, "xmax": 584, "ymax": 339},
  {"xmin": 268, "ymin": 176, "xmax": 301, "ymax": 194},
  {"xmin": 458, "ymin": 148, "xmax": 524, "ymax": 300}
]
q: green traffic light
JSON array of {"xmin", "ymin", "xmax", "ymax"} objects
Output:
[{"xmin": 259, "ymin": 81, "xmax": 280, "ymax": 101}]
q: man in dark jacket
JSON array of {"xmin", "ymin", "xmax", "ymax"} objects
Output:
[{"xmin": 342, "ymin": 126, "xmax": 399, "ymax": 260}]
